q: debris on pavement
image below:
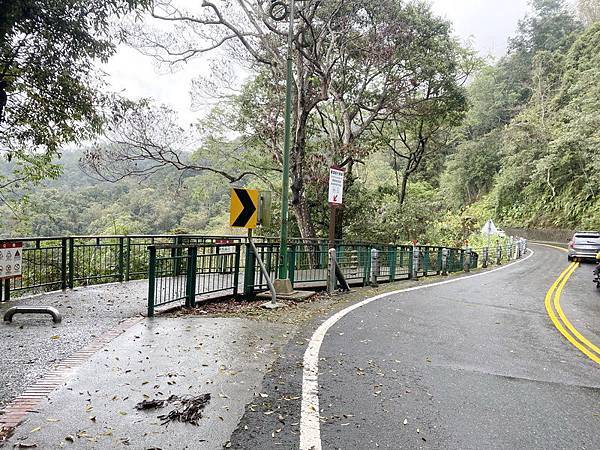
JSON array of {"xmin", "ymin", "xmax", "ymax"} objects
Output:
[
  {"xmin": 135, "ymin": 393, "xmax": 212, "ymax": 426},
  {"xmin": 134, "ymin": 396, "xmax": 176, "ymax": 411},
  {"xmin": 158, "ymin": 394, "xmax": 211, "ymax": 426}
]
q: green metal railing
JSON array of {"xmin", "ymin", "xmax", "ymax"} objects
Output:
[
  {"xmin": 147, "ymin": 243, "xmax": 242, "ymax": 316},
  {"xmin": 0, "ymin": 234, "xmax": 522, "ymax": 312},
  {"xmin": 0, "ymin": 235, "xmax": 243, "ymax": 302}
]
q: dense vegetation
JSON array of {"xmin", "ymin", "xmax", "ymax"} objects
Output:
[{"xmin": 1, "ymin": 0, "xmax": 598, "ymax": 244}]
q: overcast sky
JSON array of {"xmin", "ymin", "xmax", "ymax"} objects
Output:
[{"xmin": 104, "ymin": 0, "xmax": 531, "ymax": 124}]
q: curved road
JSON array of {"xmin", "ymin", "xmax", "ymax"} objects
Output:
[{"xmin": 233, "ymin": 244, "xmax": 600, "ymax": 449}]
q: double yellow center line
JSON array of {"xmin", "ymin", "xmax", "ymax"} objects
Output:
[{"xmin": 544, "ymin": 261, "xmax": 600, "ymax": 364}]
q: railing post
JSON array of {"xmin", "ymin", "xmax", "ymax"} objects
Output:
[
  {"xmin": 3, "ymin": 279, "xmax": 9, "ymax": 303},
  {"xmin": 482, "ymin": 247, "xmax": 489, "ymax": 268},
  {"xmin": 363, "ymin": 246, "xmax": 371, "ymax": 286},
  {"xmin": 463, "ymin": 249, "xmax": 471, "ymax": 272},
  {"xmin": 61, "ymin": 238, "xmax": 68, "ymax": 290},
  {"xmin": 496, "ymin": 243, "xmax": 502, "ymax": 265},
  {"xmin": 328, "ymin": 248, "xmax": 337, "ymax": 294},
  {"xmin": 370, "ymin": 248, "xmax": 380, "ymax": 286},
  {"xmin": 147, "ymin": 246, "xmax": 157, "ymax": 317},
  {"xmin": 118, "ymin": 237, "xmax": 125, "ymax": 282},
  {"xmin": 441, "ymin": 248, "xmax": 449, "ymax": 276},
  {"xmin": 186, "ymin": 246, "xmax": 198, "ymax": 308},
  {"xmin": 243, "ymin": 243, "xmax": 256, "ymax": 297},
  {"xmin": 233, "ymin": 244, "xmax": 241, "ymax": 297},
  {"xmin": 411, "ymin": 246, "xmax": 419, "ymax": 280},
  {"xmin": 68, "ymin": 237, "xmax": 75, "ymax": 289},
  {"xmin": 389, "ymin": 246, "xmax": 397, "ymax": 282},
  {"xmin": 288, "ymin": 244, "xmax": 297, "ymax": 287},
  {"xmin": 125, "ymin": 237, "xmax": 131, "ymax": 281}
]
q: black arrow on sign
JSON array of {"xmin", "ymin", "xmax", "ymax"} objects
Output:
[{"xmin": 233, "ymin": 188, "xmax": 257, "ymax": 227}]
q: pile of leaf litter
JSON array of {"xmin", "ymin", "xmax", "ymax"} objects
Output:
[{"xmin": 135, "ymin": 393, "xmax": 211, "ymax": 426}]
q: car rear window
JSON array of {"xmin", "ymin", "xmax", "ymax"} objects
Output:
[{"xmin": 574, "ymin": 234, "xmax": 600, "ymax": 243}]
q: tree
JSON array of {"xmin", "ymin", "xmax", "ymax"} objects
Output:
[
  {"xmin": 577, "ymin": 0, "xmax": 600, "ymax": 25},
  {"xmin": 500, "ymin": 0, "xmax": 581, "ymax": 109},
  {"xmin": 90, "ymin": 0, "xmax": 471, "ymax": 240},
  {"xmin": 0, "ymin": 0, "xmax": 149, "ymax": 197}
]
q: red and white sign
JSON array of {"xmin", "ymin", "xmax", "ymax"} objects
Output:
[
  {"xmin": 328, "ymin": 166, "xmax": 345, "ymax": 205},
  {"xmin": 215, "ymin": 239, "xmax": 235, "ymax": 254},
  {"xmin": 0, "ymin": 242, "xmax": 23, "ymax": 280}
]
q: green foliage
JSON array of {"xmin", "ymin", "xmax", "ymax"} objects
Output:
[
  {"xmin": 0, "ymin": 0, "xmax": 149, "ymax": 196},
  {"xmin": 4, "ymin": 1, "xmax": 598, "ymax": 243}
]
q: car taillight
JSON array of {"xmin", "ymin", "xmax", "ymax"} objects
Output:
[{"xmin": 568, "ymin": 241, "xmax": 574, "ymax": 249}]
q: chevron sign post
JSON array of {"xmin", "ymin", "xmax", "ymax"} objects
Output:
[{"xmin": 230, "ymin": 188, "xmax": 259, "ymax": 229}]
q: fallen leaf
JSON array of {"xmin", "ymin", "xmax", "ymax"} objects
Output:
[{"xmin": 30, "ymin": 427, "xmax": 41, "ymax": 433}]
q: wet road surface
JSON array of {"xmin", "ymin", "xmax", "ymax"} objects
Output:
[
  {"xmin": 3, "ymin": 244, "xmax": 599, "ymax": 449},
  {"xmin": 232, "ymin": 244, "xmax": 599, "ymax": 449}
]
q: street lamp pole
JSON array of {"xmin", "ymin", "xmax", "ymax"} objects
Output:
[{"xmin": 276, "ymin": 0, "xmax": 295, "ymax": 283}]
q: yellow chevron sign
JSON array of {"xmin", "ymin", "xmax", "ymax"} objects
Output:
[{"xmin": 230, "ymin": 188, "xmax": 259, "ymax": 229}]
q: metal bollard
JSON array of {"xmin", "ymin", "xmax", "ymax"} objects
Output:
[
  {"xmin": 328, "ymin": 248, "xmax": 337, "ymax": 294},
  {"xmin": 441, "ymin": 248, "xmax": 449, "ymax": 276},
  {"xmin": 482, "ymin": 247, "xmax": 489, "ymax": 268},
  {"xmin": 412, "ymin": 246, "xmax": 420, "ymax": 280},
  {"xmin": 463, "ymin": 249, "xmax": 471, "ymax": 272},
  {"xmin": 370, "ymin": 248, "xmax": 380, "ymax": 286},
  {"xmin": 496, "ymin": 244, "xmax": 502, "ymax": 265}
]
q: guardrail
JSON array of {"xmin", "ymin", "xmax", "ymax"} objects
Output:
[
  {"xmin": 0, "ymin": 234, "xmax": 527, "ymax": 311},
  {"xmin": 0, "ymin": 235, "xmax": 244, "ymax": 301},
  {"xmin": 145, "ymin": 239, "xmax": 527, "ymax": 316}
]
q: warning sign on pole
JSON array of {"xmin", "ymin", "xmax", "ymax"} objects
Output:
[
  {"xmin": 229, "ymin": 188, "xmax": 259, "ymax": 229},
  {"xmin": 328, "ymin": 167, "xmax": 345, "ymax": 205},
  {"xmin": 0, "ymin": 242, "xmax": 23, "ymax": 280}
]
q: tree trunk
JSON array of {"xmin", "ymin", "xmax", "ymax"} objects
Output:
[{"xmin": 399, "ymin": 172, "xmax": 409, "ymax": 206}]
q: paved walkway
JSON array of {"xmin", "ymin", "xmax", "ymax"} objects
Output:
[
  {"xmin": 4, "ymin": 317, "xmax": 289, "ymax": 449},
  {"xmin": 0, "ymin": 281, "xmax": 148, "ymax": 409}
]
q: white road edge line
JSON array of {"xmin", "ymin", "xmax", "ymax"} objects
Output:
[{"xmin": 299, "ymin": 248, "xmax": 535, "ymax": 450}]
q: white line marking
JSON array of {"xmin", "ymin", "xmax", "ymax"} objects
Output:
[{"xmin": 299, "ymin": 249, "xmax": 535, "ymax": 450}]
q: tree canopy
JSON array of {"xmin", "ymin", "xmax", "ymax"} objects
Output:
[{"xmin": 0, "ymin": 0, "xmax": 149, "ymax": 195}]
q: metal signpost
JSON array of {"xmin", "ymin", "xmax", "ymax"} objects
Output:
[
  {"xmin": 230, "ymin": 188, "xmax": 281, "ymax": 308},
  {"xmin": 328, "ymin": 166, "xmax": 345, "ymax": 248}
]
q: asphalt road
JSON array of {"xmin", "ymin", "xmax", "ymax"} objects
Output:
[{"xmin": 231, "ymin": 244, "xmax": 600, "ymax": 449}]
